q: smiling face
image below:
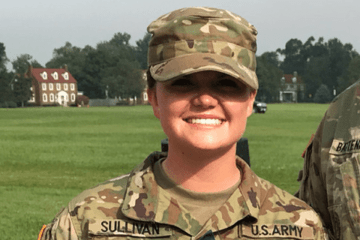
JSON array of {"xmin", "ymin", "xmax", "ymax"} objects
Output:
[{"xmin": 148, "ymin": 71, "xmax": 256, "ymax": 152}]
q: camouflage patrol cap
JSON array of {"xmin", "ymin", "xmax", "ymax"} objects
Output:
[{"xmin": 147, "ymin": 7, "xmax": 258, "ymax": 90}]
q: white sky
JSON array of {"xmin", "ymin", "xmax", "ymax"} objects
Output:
[{"xmin": 1, "ymin": 0, "xmax": 359, "ymax": 70}]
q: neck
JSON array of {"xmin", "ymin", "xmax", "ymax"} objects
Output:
[{"xmin": 163, "ymin": 142, "xmax": 240, "ymax": 193}]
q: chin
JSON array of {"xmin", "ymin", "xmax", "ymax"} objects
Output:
[{"xmin": 183, "ymin": 138, "xmax": 237, "ymax": 152}]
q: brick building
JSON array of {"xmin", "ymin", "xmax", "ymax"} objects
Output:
[
  {"xmin": 26, "ymin": 66, "xmax": 78, "ymax": 106},
  {"xmin": 279, "ymin": 72, "xmax": 305, "ymax": 102}
]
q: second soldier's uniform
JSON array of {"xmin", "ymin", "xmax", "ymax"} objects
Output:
[
  {"xmin": 297, "ymin": 81, "xmax": 360, "ymax": 240},
  {"xmin": 40, "ymin": 152, "xmax": 326, "ymax": 240}
]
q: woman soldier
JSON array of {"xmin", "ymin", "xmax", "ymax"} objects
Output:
[{"xmin": 39, "ymin": 7, "xmax": 326, "ymax": 240}]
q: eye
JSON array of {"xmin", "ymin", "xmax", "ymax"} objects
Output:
[
  {"xmin": 218, "ymin": 78, "xmax": 239, "ymax": 88},
  {"xmin": 214, "ymin": 77, "xmax": 248, "ymax": 96},
  {"xmin": 170, "ymin": 78, "xmax": 194, "ymax": 87},
  {"xmin": 216, "ymin": 78, "xmax": 240, "ymax": 88},
  {"xmin": 163, "ymin": 77, "xmax": 196, "ymax": 93}
]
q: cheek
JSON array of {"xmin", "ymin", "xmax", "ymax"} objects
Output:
[
  {"xmin": 157, "ymin": 91, "xmax": 188, "ymax": 116},
  {"xmin": 231, "ymin": 102, "xmax": 249, "ymax": 115},
  {"xmin": 226, "ymin": 101, "xmax": 251, "ymax": 128},
  {"xmin": 158, "ymin": 101, "xmax": 182, "ymax": 121}
]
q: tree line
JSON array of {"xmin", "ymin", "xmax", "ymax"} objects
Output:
[
  {"xmin": 0, "ymin": 33, "xmax": 359, "ymax": 107},
  {"xmin": 0, "ymin": 32, "xmax": 150, "ymax": 107},
  {"xmin": 257, "ymin": 37, "xmax": 360, "ymax": 102}
]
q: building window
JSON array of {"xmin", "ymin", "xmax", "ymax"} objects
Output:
[
  {"xmin": 40, "ymin": 71, "xmax": 47, "ymax": 80},
  {"xmin": 42, "ymin": 83, "xmax": 47, "ymax": 91},
  {"xmin": 65, "ymin": 94, "xmax": 69, "ymax": 101},
  {"xmin": 63, "ymin": 83, "xmax": 68, "ymax": 91},
  {"xmin": 43, "ymin": 93, "xmax": 48, "ymax": 102},
  {"xmin": 71, "ymin": 93, "xmax": 76, "ymax": 102},
  {"xmin": 51, "ymin": 72, "xmax": 58, "ymax": 80},
  {"xmin": 56, "ymin": 83, "xmax": 61, "ymax": 91},
  {"xmin": 143, "ymin": 92, "xmax": 148, "ymax": 101},
  {"xmin": 50, "ymin": 93, "xmax": 54, "ymax": 102},
  {"xmin": 70, "ymin": 83, "xmax": 75, "ymax": 91},
  {"xmin": 62, "ymin": 72, "xmax": 69, "ymax": 80},
  {"xmin": 49, "ymin": 83, "xmax": 54, "ymax": 90}
]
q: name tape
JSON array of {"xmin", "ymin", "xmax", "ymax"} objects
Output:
[
  {"xmin": 88, "ymin": 219, "xmax": 172, "ymax": 238},
  {"xmin": 242, "ymin": 224, "xmax": 314, "ymax": 239},
  {"xmin": 330, "ymin": 139, "xmax": 360, "ymax": 155}
]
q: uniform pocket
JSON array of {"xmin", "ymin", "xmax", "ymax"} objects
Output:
[
  {"xmin": 297, "ymin": 142, "xmax": 313, "ymax": 202},
  {"xmin": 327, "ymin": 204, "xmax": 356, "ymax": 240},
  {"xmin": 328, "ymin": 155, "xmax": 360, "ymax": 238}
]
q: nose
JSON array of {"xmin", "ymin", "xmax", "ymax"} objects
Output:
[{"xmin": 192, "ymin": 92, "xmax": 218, "ymax": 108}]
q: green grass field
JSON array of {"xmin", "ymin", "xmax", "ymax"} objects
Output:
[{"xmin": 0, "ymin": 104, "xmax": 329, "ymax": 239}]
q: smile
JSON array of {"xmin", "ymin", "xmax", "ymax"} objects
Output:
[{"xmin": 184, "ymin": 118, "xmax": 224, "ymax": 125}]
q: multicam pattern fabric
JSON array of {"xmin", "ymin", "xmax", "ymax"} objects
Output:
[
  {"xmin": 40, "ymin": 152, "xmax": 326, "ymax": 239},
  {"xmin": 297, "ymin": 81, "xmax": 360, "ymax": 240},
  {"xmin": 147, "ymin": 7, "xmax": 259, "ymax": 90}
]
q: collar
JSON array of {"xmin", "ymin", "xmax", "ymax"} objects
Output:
[{"xmin": 121, "ymin": 152, "xmax": 263, "ymax": 236}]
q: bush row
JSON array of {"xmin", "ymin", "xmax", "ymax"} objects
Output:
[{"xmin": 0, "ymin": 101, "xmax": 17, "ymax": 108}]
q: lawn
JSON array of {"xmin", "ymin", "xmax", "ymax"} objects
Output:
[{"xmin": 0, "ymin": 104, "xmax": 329, "ymax": 239}]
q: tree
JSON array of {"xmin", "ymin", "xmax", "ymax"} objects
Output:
[
  {"xmin": 313, "ymin": 84, "xmax": 332, "ymax": 103},
  {"xmin": 278, "ymin": 37, "xmax": 360, "ymax": 100},
  {"xmin": 256, "ymin": 52, "xmax": 283, "ymax": 102},
  {"xmin": 46, "ymin": 42, "xmax": 91, "ymax": 97},
  {"xmin": 44, "ymin": 32, "xmax": 153, "ymax": 100},
  {"xmin": 325, "ymin": 39, "xmax": 359, "ymax": 92},
  {"xmin": 0, "ymin": 43, "xmax": 14, "ymax": 105},
  {"xmin": 11, "ymin": 74, "xmax": 32, "ymax": 107},
  {"xmin": 0, "ymin": 42, "xmax": 8, "ymax": 72},
  {"xmin": 78, "ymin": 32, "xmax": 144, "ymax": 99},
  {"xmin": 302, "ymin": 56, "xmax": 330, "ymax": 101},
  {"xmin": 12, "ymin": 54, "xmax": 43, "ymax": 74},
  {"xmin": 277, "ymin": 38, "xmax": 305, "ymax": 75},
  {"xmin": 135, "ymin": 33, "xmax": 151, "ymax": 69},
  {"xmin": 11, "ymin": 54, "xmax": 41, "ymax": 106},
  {"xmin": 0, "ymin": 71, "xmax": 13, "ymax": 104},
  {"xmin": 110, "ymin": 32, "xmax": 132, "ymax": 46},
  {"xmin": 46, "ymin": 42, "xmax": 84, "ymax": 69},
  {"xmin": 337, "ymin": 56, "xmax": 360, "ymax": 93}
]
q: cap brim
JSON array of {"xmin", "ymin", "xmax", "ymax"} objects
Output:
[{"xmin": 150, "ymin": 53, "xmax": 258, "ymax": 90}]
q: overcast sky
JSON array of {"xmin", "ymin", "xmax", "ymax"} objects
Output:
[{"xmin": 1, "ymin": 0, "xmax": 359, "ymax": 71}]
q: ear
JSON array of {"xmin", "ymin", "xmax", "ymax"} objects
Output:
[
  {"xmin": 147, "ymin": 87, "xmax": 160, "ymax": 119},
  {"xmin": 246, "ymin": 90, "xmax": 257, "ymax": 117}
]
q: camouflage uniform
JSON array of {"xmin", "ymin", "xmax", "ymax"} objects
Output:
[
  {"xmin": 40, "ymin": 152, "xmax": 326, "ymax": 239},
  {"xmin": 297, "ymin": 81, "xmax": 360, "ymax": 240}
]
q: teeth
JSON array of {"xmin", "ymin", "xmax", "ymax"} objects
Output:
[{"xmin": 189, "ymin": 119, "xmax": 222, "ymax": 125}]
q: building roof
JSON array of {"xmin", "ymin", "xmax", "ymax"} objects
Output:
[
  {"xmin": 28, "ymin": 67, "xmax": 77, "ymax": 83},
  {"xmin": 282, "ymin": 74, "xmax": 303, "ymax": 84}
]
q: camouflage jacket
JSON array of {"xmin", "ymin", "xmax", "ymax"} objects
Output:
[
  {"xmin": 40, "ymin": 152, "xmax": 326, "ymax": 240},
  {"xmin": 297, "ymin": 81, "xmax": 360, "ymax": 240}
]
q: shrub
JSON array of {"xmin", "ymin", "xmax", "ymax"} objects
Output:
[
  {"xmin": 116, "ymin": 100, "xmax": 129, "ymax": 106},
  {"xmin": 314, "ymin": 84, "xmax": 333, "ymax": 103},
  {"xmin": 7, "ymin": 101, "xmax": 17, "ymax": 108},
  {"xmin": 76, "ymin": 95, "xmax": 90, "ymax": 106},
  {"xmin": 0, "ymin": 101, "xmax": 17, "ymax": 108}
]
